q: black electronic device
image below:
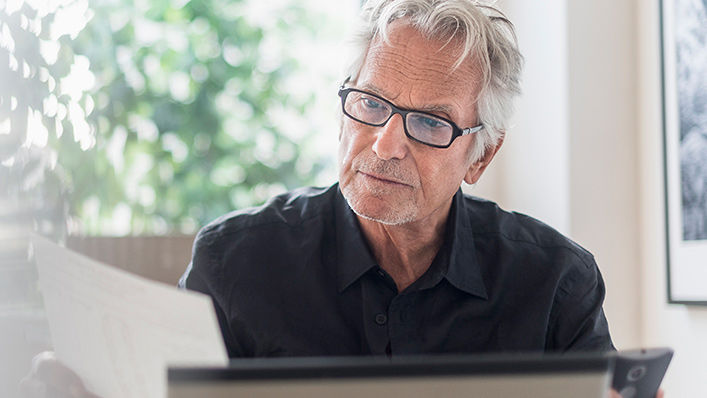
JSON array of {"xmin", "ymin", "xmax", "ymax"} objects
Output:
[
  {"xmin": 168, "ymin": 353, "xmax": 613, "ymax": 398},
  {"xmin": 612, "ymin": 347, "xmax": 673, "ymax": 398}
]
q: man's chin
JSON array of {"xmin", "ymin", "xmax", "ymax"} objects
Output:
[{"xmin": 342, "ymin": 191, "xmax": 416, "ymax": 226}]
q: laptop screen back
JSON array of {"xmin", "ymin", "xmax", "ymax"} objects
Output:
[{"xmin": 168, "ymin": 353, "xmax": 612, "ymax": 398}]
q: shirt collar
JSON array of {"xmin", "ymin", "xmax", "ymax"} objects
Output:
[
  {"xmin": 333, "ymin": 185, "xmax": 487, "ymax": 300},
  {"xmin": 334, "ymin": 185, "xmax": 378, "ymax": 292},
  {"xmin": 444, "ymin": 188, "xmax": 488, "ymax": 299}
]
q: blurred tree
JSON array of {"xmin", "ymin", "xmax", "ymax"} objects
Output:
[
  {"xmin": 2, "ymin": 0, "xmax": 344, "ymax": 236},
  {"xmin": 1, "ymin": 0, "xmax": 94, "ymax": 241},
  {"xmin": 56, "ymin": 0, "xmax": 340, "ymax": 235}
]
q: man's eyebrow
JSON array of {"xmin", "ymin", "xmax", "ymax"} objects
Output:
[
  {"xmin": 359, "ymin": 83, "xmax": 456, "ymax": 117},
  {"xmin": 417, "ymin": 103, "xmax": 455, "ymax": 116}
]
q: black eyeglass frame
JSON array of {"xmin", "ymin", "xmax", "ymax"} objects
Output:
[{"xmin": 337, "ymin": 80, "xmax": 484, "ymax": 149}]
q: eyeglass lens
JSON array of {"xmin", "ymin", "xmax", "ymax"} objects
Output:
[{"xmin": 343, "ymin": 90, "xmax": 454, "ymax": 147}]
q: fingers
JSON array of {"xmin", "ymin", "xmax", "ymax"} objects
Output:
[
  {"xmin": 609, "ymin": 387, "xmax": 664, "ymax": 398},
  {"xmin": 33, "ymin": 352, "xmax": 85, "ymax": 392},
  {"xmin": 20, "ymin": 351, "xmax": 100, "ymax": 398}
]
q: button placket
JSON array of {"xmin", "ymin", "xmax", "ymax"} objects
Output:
[
  {"xmin": 375, "ymin": 313, "xmax": 387, "ymax": 325},
  {"xmin": 387, "ymin": 293, "xmax": 420, "ymax": 355},
  {"xmin": 360, "ymin": 272, "xmax": 395, "ymax": 355}
]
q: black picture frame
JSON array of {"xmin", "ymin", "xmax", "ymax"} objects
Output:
[{"xmin": 661, "ymin": 0, "xmax": 707, "ymax": 304}]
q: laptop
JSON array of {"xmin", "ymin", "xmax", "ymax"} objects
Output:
[{"xmin": 168, "ymin": 353, "xmax": 613, "ymax": 398}]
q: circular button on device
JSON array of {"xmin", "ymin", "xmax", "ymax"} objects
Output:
[
  {"xmin": 627, "ymin": 365, "xmax": 647, "ymax": 382},
  {"xmin": 375, "ymin": 313, "xmax": 387, "ymax": 325}
]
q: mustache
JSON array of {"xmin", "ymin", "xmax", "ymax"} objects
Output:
[{"xmin": 353, "ymin": 155, "xmax": 417, "ymax": 186}]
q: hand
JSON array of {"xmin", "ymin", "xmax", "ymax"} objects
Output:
[
  {"xmin": 19, "ymin": 351, "xmax": 101, "ymax": 398},
  {"xmin": 610, "ymin": 388, "xmax": 665, "ymax": 398}
]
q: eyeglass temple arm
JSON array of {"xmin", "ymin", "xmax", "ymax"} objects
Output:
[{"xmin": 462, "ymin": 125, "xmax": 484, "ymax": 135}]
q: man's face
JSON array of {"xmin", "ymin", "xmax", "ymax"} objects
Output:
[{"xmin": 338, "ymin": 21, "xmax": 490, "ymax": 226}]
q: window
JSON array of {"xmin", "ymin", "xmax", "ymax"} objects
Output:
[{"xmin": 1, "ymin": 0, "xmax": 358, "ymax": 236}]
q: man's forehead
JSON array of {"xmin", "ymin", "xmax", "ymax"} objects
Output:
[
  {"xmin": 365, "ymin": 35, "xmax": 470, "ymax": 79},
  {"xmin": 356, "ymin": 47, "xmax": 480, "ymax": 120},
  {"xmin": 357, "ymin": 24, "xmax": 481, "ymax": 107}
]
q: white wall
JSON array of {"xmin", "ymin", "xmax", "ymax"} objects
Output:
[
  {"xmin": 565, "ymin": 0, "xmax": 642, "ymax": 350},
  {"xmin": 637, "ymin": 1, "xmax": 707, "ymax": 395},
  {"xmin": 473, "ymin": 0, "xmax": 707, "ymax": 395},
  {"xmin": 472, "ymin": 0, "xmax": 571, "ymax": 236}
]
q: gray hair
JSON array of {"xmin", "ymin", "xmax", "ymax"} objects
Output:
[{"xmin": 346, "ymin": 0, "xmax": 523, "ymax": 162}]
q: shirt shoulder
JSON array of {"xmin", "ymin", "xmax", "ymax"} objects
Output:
[
  {"xmin": 183, "ymin": 184, "xmax": 338, "ymax": 302},
  {"xmin": 461, "ymin": 193, "xmax": 595, "ymax": 269},
  {"xmin": 196, "ymin": 184, "xmax": 338, "ymax": 243},
  {"xmin": 459, "ymin": 194, "xmax": 612, "ymax": 351},
  {"xmin": 187, "ymin": 184, "xmax": 338, "ymax": 285}
]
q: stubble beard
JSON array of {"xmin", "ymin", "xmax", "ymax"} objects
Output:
[{"xmin": 340, "ymin": 157, "xmax": 419, "ymax": 226}]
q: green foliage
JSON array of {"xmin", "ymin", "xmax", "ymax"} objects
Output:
[
  {"xmin": 71, "ymin": 0, "xmax": 341, "ymax": 234},
  {"xmin": 1, "ymin": 0, "xmax": 94, "ymax": 239},
  {"xmin": 4, "ymin": 0, "xmax": 344, "ymax": 235}
]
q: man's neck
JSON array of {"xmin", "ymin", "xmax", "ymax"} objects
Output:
[{"xmin": 357, "ymin": 203, "xmax": 451, "ymax": 293}]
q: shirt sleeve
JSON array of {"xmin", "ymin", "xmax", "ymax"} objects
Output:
[
  {"xmin": 547, "ymin": 255, "xmax": 615, "ymax": 352},
  {"xmin": 178, "ymin": 234, "xmax": 252, "ymax": 358}
]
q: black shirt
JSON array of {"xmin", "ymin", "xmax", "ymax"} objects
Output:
[{"xmin": 180, "ymin": 184, "xmax": 613, "ymax": 357}]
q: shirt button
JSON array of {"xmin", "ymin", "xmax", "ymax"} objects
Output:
[{"xmin": 375, "ymin": 313, "xmax": 387, "ymax": 325}]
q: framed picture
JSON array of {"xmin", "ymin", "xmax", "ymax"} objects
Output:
[{"xmin": 661, "ymin": 0, "xmax": 707, "ymax": 304}]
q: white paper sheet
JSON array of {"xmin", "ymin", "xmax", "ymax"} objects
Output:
[{"xmin": 31, "ymin": 235, "xmax": 228, "ymax": 398}]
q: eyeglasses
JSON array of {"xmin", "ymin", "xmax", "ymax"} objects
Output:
[{"xmin": 338, "ymin": 80, "xmax": 483, "ymax": 149}]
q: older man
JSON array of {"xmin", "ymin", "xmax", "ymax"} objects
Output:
[
  {"xmin": 22, "ymin": 1, "xmax": 626, "ymax": 396},
  {"xmin": 178, "ymin": 0, "xmax": 613, "ymax": 357}
]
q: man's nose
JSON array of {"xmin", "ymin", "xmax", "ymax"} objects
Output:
[{"xmin": 371, "ymin": 113, "xmax": 408, "ymax": 160}]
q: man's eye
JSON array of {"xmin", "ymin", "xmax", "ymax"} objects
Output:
[
  {"xmin": 416, "ymin": 116, "xmax": 445, "ymax": 129},
  {"xmin": 361, "ymin": 97, "xmax": 383, "ymax": 109}
]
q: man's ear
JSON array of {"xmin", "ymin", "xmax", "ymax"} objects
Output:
[{"xmin": 463, "ymin": 135, "xmax": 504, "ymax": 185}]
